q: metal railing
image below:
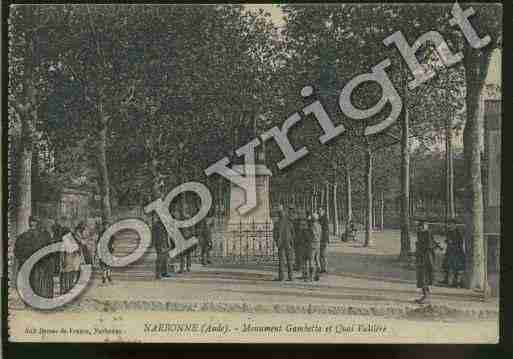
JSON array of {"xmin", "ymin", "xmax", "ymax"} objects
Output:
[{"xmin": 188, "ymin": 220, "xmax": 277, "ymax": 264}]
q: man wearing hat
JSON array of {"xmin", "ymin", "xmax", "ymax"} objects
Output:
[
  {"xmin": 14, "ymin": 216, "xmax": 58, "ymax": 298},
  {"xmin": 152, "ymin": 215, "xmax": 173, "ymax": 279},
  {"xmin": 414, "ymin": 219, "xmax": 440, "ymax": 304},
  {"xmin": 274, "ymin": 204, "xmax": 294, "ymax": 281},
  {"xmin": 440, "ymin": 219, "xmax": 466, "ymax": 287}
]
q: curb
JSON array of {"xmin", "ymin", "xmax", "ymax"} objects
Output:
[{"xmin": 9, "ymin": 297, "xmax": 498, "ymax": 321}]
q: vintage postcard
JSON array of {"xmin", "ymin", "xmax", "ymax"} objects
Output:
[{"xmin": 7, "ymin": 3, "xmax": 501, "ymax": 343}]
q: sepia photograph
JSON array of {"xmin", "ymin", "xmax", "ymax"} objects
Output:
[{"xmin": 6, "ymin": 3, "xmax": 502, "ymax": 344}]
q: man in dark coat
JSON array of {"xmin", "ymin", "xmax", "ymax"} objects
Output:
[
  {"xmin": 440, "ymin": 219, "xmax": 466, "ymax": 287},
  {"xmin": 274, "ymin": 205, "xmax": 294, "ymax": 281},
  {"xmin": 152, "ymin": 216, "xmax": 172, "ymax": 279},
  {"xmin": 14, "ymin": 216, "xmax": 58, "ymax": 298},
  {"xmin": 415, "ymin": 219, "xmax": 440, "ymax": 304},
  {"xmin": 291, "ymin": 208, "xmax": 304, "ymax": 272},
  {"xmin": 319, "ymin": 208, "xmax": 330, "ymax": 273},
  {"xmin": 50, "ymin": 216, "xmax": 70, "ymax": 276}
]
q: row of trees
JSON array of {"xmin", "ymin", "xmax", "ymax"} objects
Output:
[
  {"xmin": 10, "ymin": 4, "xmax": 282, "ymax": 227},
  {"xmin": 274, "ymin": 3, "xmax": 500, "ymax": 290},
  {"xmin": 10, "ymin": 4, "xmax": 501, "ymax": 291}
]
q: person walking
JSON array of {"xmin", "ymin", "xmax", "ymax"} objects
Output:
[
  {"xmin": 274, "ymin": 205, "xmax": 294, "ymax": 281},
  {"xmin": 152, "ymin": 216, "xmax": 172, "ymax": 279},
  {"xmin": 14, "ymin": 216, "xmax": 58, "ymax": 298},
  {"xmin": 60, "ymin": 221, "xmax": 88, "ymax": 294},
  {"xmin": 440, "ymin": 219, "xmax": 466, "ymax": 287},
  {"xmin": 415, "ymin": 219, "xmax": 439, "ymax": 304},
  {"xmin": 319, "ymin": 208, "xmax": 330, "ymax": 274}
]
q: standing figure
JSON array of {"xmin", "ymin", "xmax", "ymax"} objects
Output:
[
  {"xmin": 293, "ymin": 211, "xmax": 305, "ymax": 272},
  {"xmin": 319, "ymin": 208, "xmax": 330, "ymax": 274},
  {"xmin": 441, "ymin": 219, "xmax": 466, "ymax": 287},
  {"xmin": 52, "ymin": 216, "xmax": 70, "ymax": 241},
  {"xmin": 152, "ymin": 216, "xmax": 172, "ymax": 279},
  {"xmin": 274, "ymin": 205, "xmax": 294, "ymax": 281},
  {"xmin": 179, "ymin": 207, "xmax": 194, "ymax": 273},
  {"xmin": 305, "ymin": 213, "xmax": 322, "ymax": 282},
  {"xmin": 15, "ymin": 216, "xmax": 59, "ymax": 299},
  {"xmin": 200, "ymin": 215, "xmax": 214, "ymax": 266},
  {"xmin": 299, "ymin": 215, "xmax": 313, "ymax": 281},
  {"xmin": 343, "ymin": 220, "xmax": 357, "ymax": 242},
  {"xmin": 60, "ymin": 222, "xmax": 87, "ymax": 294},
  {"xmin": 415, "ymin": 219, "xmax": 438, "ymax": 304},
  {"xmin": 52, "ymin": 216, "xmax": 70, "ymax": 275},
  {"xmin": 96, "ymin": 220, "xmax": 114, "ymax": 284}
]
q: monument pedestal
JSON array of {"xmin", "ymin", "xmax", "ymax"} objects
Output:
[{"xmin": 223, "ymin": 165, "xmax": 273, "ymax": 257}]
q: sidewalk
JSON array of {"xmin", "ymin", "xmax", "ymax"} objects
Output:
[
  {"xmin": 9, "ymin": 230, "xmax": 499, "ymax": 321},
  {"xmin": 10, "ymin": 263, "xmax": 498, "ymax": 321}
]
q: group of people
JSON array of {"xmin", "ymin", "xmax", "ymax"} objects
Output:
[
  {"xmin": 273, "ymin": 205, "xmax": 330, "ymax": 282},
  {"xmin": 414, "ymin": 218, "xmax": 466, "ymax": 304},
  {"xmin": 14, "ymin": 215, "xmax": 96, "ymax": 299},
  {"xmin": 15, "ymin": 209, "xmax": 466, "ymax": 305},
  {"xmin": 151, "ymin": 209, "xmax": 215, "ymax": 280}
]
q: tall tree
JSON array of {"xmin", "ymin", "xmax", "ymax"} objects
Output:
[{"xmin": 458, "ymin": 4, "xmax": 501, "ymax": 291}]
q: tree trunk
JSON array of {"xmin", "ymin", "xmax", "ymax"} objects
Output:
[
  {"xmin": 333, "ymin": 183, "xmax": 339, "ymax": 236},
  {"xmin": 31, "ymin": 143, "xmax": 40, "ymax": 209},
  {"xmin": 15, "ymin": 7, "xmax": 38, "ymax": 235},
  {"xmin": 380, "ymin": 191, "xmax": 384, "ymax": 231},
  {"xmin": 313, "ymin": 184, "xmax": 318, "ymax": 213},
  {"xmin": 320, "ymin": 185, "xmax": 325, "ymax": 211},
  {"xmin": 345, "ymin": 167, "xmax": 352, "ymax": 224},
  {"xmin": 325, "ymin": 182, "xmax": 330, "ymax": 231},
  {"xmin": 463, "ymin": 48, "xmax": 493, "ymax": 291},
  {"xmin": 364, "ymin": 148, "xmax": 373, "ymax": 247},
  {"xmin": 372, "ymin": 196, "xmax": 376, "ymax": 231},
  {"xmin": 446, "ymin": 116, "xmax": 456, "ymax": 220},
  {"xmin": 98, "ymin": 124, "xmax": 112, "ymax": 221},
  {"xmin": 400, "ymin": 92, "xmax": 411, "ymax": 258},
  {"xmin": 16, "ymin": 136, "xmax": 32, "ymax": 235}
]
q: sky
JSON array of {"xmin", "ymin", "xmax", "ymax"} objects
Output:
[{"xmin": 244, "ymin": 4, "xmax": 286, "ymax": 27}]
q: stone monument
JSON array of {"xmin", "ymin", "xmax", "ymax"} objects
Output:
[{"xmin": 224, "ymin": 163, "xmax": 273, "ymax": 257}]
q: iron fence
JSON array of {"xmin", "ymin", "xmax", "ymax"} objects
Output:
[{"xmin": 188, "ymin": 219, "xmax": 277, "ymax": 265}]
